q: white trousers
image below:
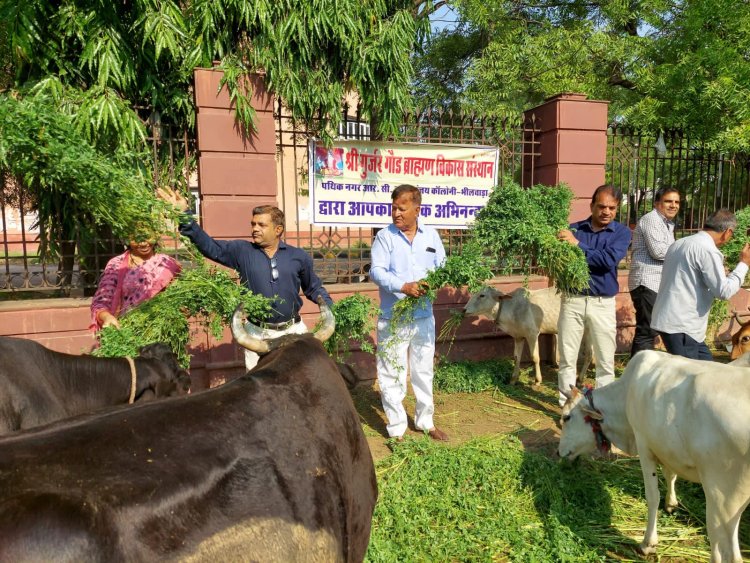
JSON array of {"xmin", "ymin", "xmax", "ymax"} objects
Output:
[
  {"xmin": 243, "ymin": 319, "xmax": 308, "ymax": 371},
  {"xmin": 376, "ymin": 315, "xmax": 436, "ymax": 438},
  {"xmin": 557, "ymin": 295, "xmax": 616, "ymax": 406}
]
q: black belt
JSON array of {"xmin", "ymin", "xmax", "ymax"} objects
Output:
[{"xmin": 250, "ymin": 315, "xmax": 301, "ymax": 331}]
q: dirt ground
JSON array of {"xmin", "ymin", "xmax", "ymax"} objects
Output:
[
  {"xmin": 353, "ymin": 349, "xmax": 733, "ymax": 463},
  {"xmin": 351, "ymin": 361, "xmax": 566, "ymax": 463}
]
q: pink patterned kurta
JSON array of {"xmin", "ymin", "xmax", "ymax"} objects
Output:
[{"xmin": 90, "ymin": 251, "xmax": 181, "ymax": 330}]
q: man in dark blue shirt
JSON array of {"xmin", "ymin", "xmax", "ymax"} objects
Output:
[
  {"xmin": 556, "ymin": 184, "xmax": 631, "ymax": 407},
  {"xmin": 159, "ymin": 188, "xmax": 333, "ymax": 370}
]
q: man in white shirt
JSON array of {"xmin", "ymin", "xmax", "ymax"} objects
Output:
[
  {"xmin": 370, "ymin": 184, "xmax": 448, "ymax": 442},
  {"xmin": 628, "ymin": 187, "xmax": 680, "ymax": 355},
  {"xmin": 652, "ymin": 209, "xmax": 750, "ymax": 359}
]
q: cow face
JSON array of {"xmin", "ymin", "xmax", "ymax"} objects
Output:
[
  {"xmin": 731, "ymin": 320, "xmax": 750, "ymax": 360},
  {"xmin": 558, "ymin": 387, "xmax": 599, "ymax": 460},
  {"xmin": 463, "ymin": 287, "xmax": 507, "ymax": 320},
  {"xmin": 136, "ymin": 343, "xmax": 191, "ymax": 397}
]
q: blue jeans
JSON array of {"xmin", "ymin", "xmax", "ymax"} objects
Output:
[{"xmin": 657, "ymin": 331, "xmax": 713, "ymax": 361}]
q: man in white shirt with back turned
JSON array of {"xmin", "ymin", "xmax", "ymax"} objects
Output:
[{"xmin": 652, "ymin": 208, "xmax": 750, "ymax": 360}]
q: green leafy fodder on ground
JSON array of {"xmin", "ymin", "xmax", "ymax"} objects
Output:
[
  {"xmin": 368, "ymin": 436, "xmax": 721, "ymax": 562},
  {"xmin": 471, "ymin": 180, "xmax": 590, "ymax": 293},
  {"xmin": 434, "ymin": 358, "xmax": 514, "ymax": 392},
  {"xmin": 95, "ymin": 261, "xmax": 272, "ymax": 367},
  {"xmin": 323, "ymin": 294, "xmax": 380, "ymax": 363},
  {"xmin": 368, "ymin": 436, "xmax": 603, "ymax": 562}
]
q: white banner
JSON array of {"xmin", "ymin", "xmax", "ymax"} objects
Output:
[{"xmin": 309, "ymin": 140, "xmax": 499, "ymax": 229}]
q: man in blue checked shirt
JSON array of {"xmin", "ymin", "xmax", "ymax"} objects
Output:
[
  {"xmin": 628, "ymin": 187, "xmax": 680, "ymax": 355},
  {"xmin": 159, "ymin": 188, "xmax": 333, "ymax": 371},
  {"xmin": 370, "ymin": 184, "xmax": 449, "ymax": 442},
  {"xmin": 556, "ymin": 184, "xmax": 632, "ymax": 407}
]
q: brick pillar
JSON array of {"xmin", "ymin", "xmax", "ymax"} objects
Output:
[
  {"xmin": 192, "ymin": 68, "xmax": 277, "ymax": 236},
  {"xmin": 189, "ymin": 69, "xmax": 279, "ymax": 388},
  {"xmin": 522, "ymin": 93, "xmax": 609, "ymax": 221}
]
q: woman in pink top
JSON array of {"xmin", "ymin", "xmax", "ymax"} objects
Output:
[{"xmin": 90, "ymin": 232, "xmax": 181, "ymax": 330}]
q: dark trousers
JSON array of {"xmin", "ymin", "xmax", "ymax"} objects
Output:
[
  {"xmin": 630, "ymin": 285, "xmax": 658, "ymax": 356},
  {"xmin": 658, "ymin": 331, "xmax": 714, "ymax": 361}
]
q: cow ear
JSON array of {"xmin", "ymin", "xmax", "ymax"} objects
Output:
[{"xmin": 138, "ymin": 343, "xmax": 170, "ymax": 361}]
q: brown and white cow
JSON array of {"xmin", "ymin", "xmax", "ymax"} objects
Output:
[
  {"xmin": 730, "ymin": 314, "xmax": 750, "ymax": 359},
  {"xmin": 0, "ymin": 301, "xmax": 377, "ymax": 561},
  {"xmin": 559, "ymin": 350, "xmax": 750, "ymax": 562},
  {"xmin": 463, "ymin": 285, "xmax": 592, "ymax": 385},
  {"xmin": 0, "ymin": 337, "xmax": 190, "ymax": 434}
]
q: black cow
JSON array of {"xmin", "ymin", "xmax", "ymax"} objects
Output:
[
  {"xmin": 0, "ymin": 303, "xmax": 377, "ymax": 561},
  {"xmin": 0, "ymin": 337, "xmax": 191, "ymax": 434}
]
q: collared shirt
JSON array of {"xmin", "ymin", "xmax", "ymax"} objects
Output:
[
  {"xmin": 628, "ymin": 208, "xmax": 675, "ymax": 292},
  {"xmin": 652, "ymin": 231, "xmax": 748, "ymax": 342},
  {"xmin": 570, "ymin": 217, "xmax": 632, "ymax": 297},
  {"xmin": 370, "ymin": 223, "xmax": 446, "ymax": 319},
  {"xmin": 179, "ymin": 219, "xmax": 332, "ymax": 324}
]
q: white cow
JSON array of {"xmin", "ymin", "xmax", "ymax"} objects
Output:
[
  {"xmin": 463, "ymin": 285, "xmax": 592, "ymax": 386},
  {"xmin": 558, "ymin": 350, "xmax": 750, "ymax": 562}
]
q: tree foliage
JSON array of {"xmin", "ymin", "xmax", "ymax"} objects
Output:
[
  {"xmin": 414, "ymin": 0, "xmax": 750, "ymax": 150},
  {"xmin": 1, "ymin": 0, "xmax": 433, "ymax": 144},
  {"xmin": 0, "ymin": 93, "xmax": 175, "ymax": 255}
]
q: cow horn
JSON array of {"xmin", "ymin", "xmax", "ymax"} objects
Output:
[
  {"xmin": 313, "ymin": 297, "xmax": 335, "ymax": 343},
  {"xmin": 231, "ymin": 304, "xmax": 270, "ymax": 354},
  {"xmin": 581, "ymin": 406, "xmax": 604, "ymax": 421}
]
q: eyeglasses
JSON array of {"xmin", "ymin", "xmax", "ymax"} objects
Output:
[{"xmin": 271, "ymin": 258, "xmax": 279, "ymax": 282}]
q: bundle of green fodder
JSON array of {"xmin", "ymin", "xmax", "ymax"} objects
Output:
[
  {"xmin": 706, "ymin": 206, "xmax": 750, "ymax": 340},
  {"xmin": 321, "ymin": 294, "xmax": 380, "ymax": 363},
  {"xmin": 390, "ymin": 240, "xmax": 495, "ymax": 327},
  {"xmin": 720, "ymin": 205, "xmax": 750, "ymax": 269},
  {"xmin": 471, "ymin": 180, "xmax": 590, "ymax": 294},
  {"xmin": 94, "ymin": 259, "xmax": 272, "ymax": 368}
]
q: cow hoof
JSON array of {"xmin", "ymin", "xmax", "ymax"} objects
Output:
[
  {"xmin": 637, "ymin": 543, "xmax": 657, "ymax": 556},
  {"xmin": 664, "ymin": 503, "xmax": 677, "ymax": 514},
  {"xmin": 531, "ymin": 382, "xmax": 542, "ymax": 391}
]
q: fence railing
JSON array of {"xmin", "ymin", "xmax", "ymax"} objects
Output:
[
  {"xmin": 8, "ymin": 110, "xmax": 749, "ymax": 297},
  {"xmin": 607, "ymin": 126, "xmax": 750, "ymax": 237}
]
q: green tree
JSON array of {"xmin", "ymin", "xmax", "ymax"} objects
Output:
[
  {"xmin": 1, "ymin": 0, "xmax": 434, "ymax": 145},
  {"xmin": 414, "ymin": 0, "xmax": 750, "ymax": 149},
  {"xmin": 0, "ymin": 0, "xmax": 437, "ymax": 288}
]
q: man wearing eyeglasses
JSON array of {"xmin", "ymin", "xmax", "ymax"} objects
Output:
[
  {"xmin": 652, "ymin": 208, "xmax": 750, "ymax": 360},
  {"xmin": 628, "ymin": 187, "xmax": 681, "ymax": 355},
  {"xmin": 158, "ymin": 189, "xmax": 333, "ymax": 370}
]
